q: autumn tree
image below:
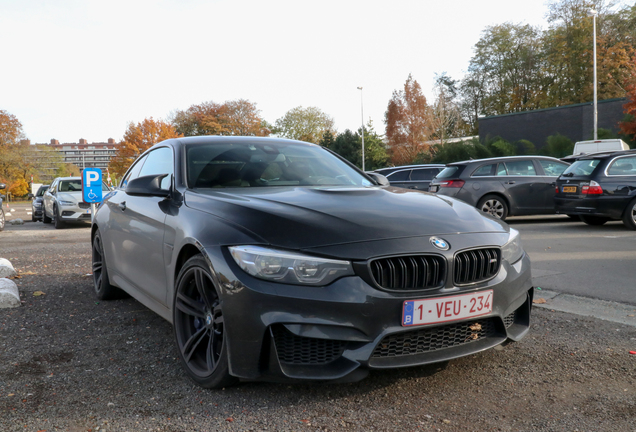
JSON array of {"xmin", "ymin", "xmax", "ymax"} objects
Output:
[
  {"xmin": 171, "ymin": 99, "xmax": 270, "ymax": 137},
  {"xmin": 0, "ymin": 110, "xmax": 25, "ymax": 146},
  {"xmin": 467, "ymin": 23, "xmax": 546, "ymax": 116},
  {"xmin": 430, "ymin": 73, "xmax": 467, "ymax": 145},
  {"xmin": 384, "ymin": 74, "xmax": 433, "ymax": 165},
  {"xmin": 274, "ymin": 106, "xmax": 336, "ymax": 144},
  {"xmin": 109, "ymin": 118, "xmax": 182, "ymax": 178}
]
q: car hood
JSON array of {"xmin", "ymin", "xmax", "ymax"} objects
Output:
[{"xmin": 185, "ymin": 186, "xmax": 508, "ymax": 250}]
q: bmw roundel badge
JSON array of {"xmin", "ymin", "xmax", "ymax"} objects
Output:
[{"xmin": 430, "ymin": 237, "xmax": 450, "ymax": 251}]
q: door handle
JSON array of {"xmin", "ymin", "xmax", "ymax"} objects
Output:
[
  {"xmin": 118, "ymin": 201, "xmax": 127, "ymax": 211},
  {"xmin": 505, "ymin": 181, "xmax": 516, "ymax": 184}
]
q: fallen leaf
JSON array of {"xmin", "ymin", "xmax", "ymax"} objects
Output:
[
  {"xmin": 20, "ymin": 271, "xmax": 36, "ymax": 276},
  {"xmin": 533, "ymin": 298, "xmax": 547, "ymax": 304},
  {"xmin": 33, "ymin": 291, "xmax": 46, "ymax": 296},
  {"xmin": 469, "ymin": 323, "xmax": 482, "ymax": 331}
]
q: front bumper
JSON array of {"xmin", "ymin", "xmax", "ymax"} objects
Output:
[
  {"xmin": 205, "ymin": 246, "xmax": 533, "ymax": 383},
  {"xmin": 32, "ymin": 206, "xmax": 43, "ymax": 219},
  {"xmin": 58, "ymin": 202, "xmax": 93, "ymax": 222}
]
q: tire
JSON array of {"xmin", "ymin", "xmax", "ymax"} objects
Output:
[
  {"xmin": 32, "ymin": 211, "xmax": 36, "ymax": 222},
  {"xmin": 53, "ymin": 205, "xmax": 65, "ymax": 229},
  {"xmin": 622, "ymin": 198, "xmax": 636, "ymax": 230},
  {"xmin": 173, "ymin": 255, "xmax": 237, "ymax": 389},
  {"xmin": 580, "ymin": 215, "xmax": 609, "ymax": 226},
  {"xmin": 477, "ymin": 194, "xmax": 509, "ymax": 220},
  {"xmin": 0, "ymin": 208, "xmax": 4, "ymax": 231},
  {"xmin": 92, "ymin": 230, "xmax": 128, "ymax": 300},
  {"xmin": 42, "ymin": 207, "xmax": 52, "ymax": 224}
]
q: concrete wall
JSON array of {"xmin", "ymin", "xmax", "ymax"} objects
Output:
[{"xmin": 478, "ymin": 98, "xmax": 627, "ymax": 149}]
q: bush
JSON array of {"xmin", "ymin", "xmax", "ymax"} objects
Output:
[{"xmin": 541, "ymin": 134, "xmax": 573, "ymax": 158}]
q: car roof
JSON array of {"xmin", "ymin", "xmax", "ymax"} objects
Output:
[
  {"xmin": 160, "ymin": 135, "xmax": 319, "ymax": 148},
  {"xmin": 564, "ymin": 149, "xmax": 636, "ymax": 161},
  {"xmin": 447, "ymin": 155, "xmax": 563, "ymax": 166},
  {"xmin": 374, "ymin": 164, "xmax": 445, "ymax": 173}
]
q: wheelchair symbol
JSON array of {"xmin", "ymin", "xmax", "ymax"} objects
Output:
[{"xmin": 87, "ymin": 191, "xmax": 98, "ymax": 200}]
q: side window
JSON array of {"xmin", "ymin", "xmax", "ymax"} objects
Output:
[
  {"xmin": 120, "ymin": 155, "xmax": 148, "ymax": 189},
  {"xmin": 410, "ymin": 168, "xmax": 436, "ymax": 181},
  {"xmin": 608, "ymin": 156, "xmax": 636, "ymax": 175},
  {"xmin": 50, "ymin": 181, "xmax": 58, "ymax": 194},
  {"xmin": 496, "ymin": 164, "xmax": 508, "ymax": 176},
  {"xmin": 503, "ymin": 160, "xmax": 537, "ymax": 176},
  {"xmin": 538, "ymin": 160, "xmax": 568, "ymax": 176},
  {"xmin": 387, "ymin": 170, "xmax": 411, "ymax": 181},
  {"xmin": 472, "ymin": 164, "xmax": 496, "ymax": 177},
  {"xmin": 138, "ymin": 147, "xmax": 174, "ymax": 190}
]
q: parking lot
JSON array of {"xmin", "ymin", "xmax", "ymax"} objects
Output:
[{"xmin": 1, "ymin": 211, "xmax": 635, "ymax": 432}]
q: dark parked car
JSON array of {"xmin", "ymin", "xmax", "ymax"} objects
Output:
[
  {"xmin": 30, "ymin": 184, "xmax": 49, "ymax": 222},
  {"xmin": 428, "ymin": 156, "xmax": 570, "ymax": 220},
  {"xmin": 373, "ymin": 164, "xmax": 445, "ymax": 190},
  {"xmin": 92, "ymin": 136, "xmax": 533, "ymax": 388},
  {"xmin": 554, "ymin": 149, "xmax": 636, "ymax": 229},
  {"xmin": 0, "ymin": 183, "xmax": 5, "ymax": 231}
]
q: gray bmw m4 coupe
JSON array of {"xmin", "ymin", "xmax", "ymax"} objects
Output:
[{"xmin": 91, "ymin": 136, "xmax": 533, "ymax": 388}]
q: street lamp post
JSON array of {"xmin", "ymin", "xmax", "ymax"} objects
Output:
[
  {"xmin": 591, "ymin": 9, "xmax": 598, "ymax": 140},
  {"xmin": 357, "ymin": 86, "xmax": 365, "ymax": 171}
]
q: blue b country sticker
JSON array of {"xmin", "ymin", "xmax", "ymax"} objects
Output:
[{"xmin": 402, "ymin": 300, "xmax": 415, "ymax": 325}]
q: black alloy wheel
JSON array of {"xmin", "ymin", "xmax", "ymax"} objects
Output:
[
  {"xmin": 580, "ymin": 215, "xmax": 609, "ymax": 226},
  {"xmin": 477, "ymin": 194, "xmax": 509, "ymax": 220},
  {"xmin": 622, "ymin": 198, "xmax": 636, "ymax": 230},
  {"xmin": 92, "ymin": 230, "xmax": 127, "ymax": 300},
  {"xmin": 53, "ymin": 205, "xmax": 64, "ymax": 229},
  {"xmin": 173, "ymin": 255, "xmax": 236, "ymax": 389}
]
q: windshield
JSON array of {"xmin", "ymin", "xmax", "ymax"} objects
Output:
[
  {"xmin": 186, "ymin": 141, "xmax": 373, "ymax": 188},
  {"xmin": 562, "ymin": 159, "xmax": 601, "ymax": 176},
  {"xmin": 37, "ymin": 186, "xmax": 49, "ymax": 197},
  {"xmin": 58, "ymin": 180, "xmax": 83, "ymax": 192}
]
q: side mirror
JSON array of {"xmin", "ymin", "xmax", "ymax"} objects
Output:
[
  {"xmin": 0, "ymin": 183, "xmax": 5, "ymax": 190},
  {"xmin": 28, "ymin": 193, "xmax": 34, "ymax": 199},
  {"xmin": 125, "ymin": 174, "xmax": 170, "ymax": 197},
  {"xmin": 367, "ymin": 172, "xmax": 390, "ymax": 186}
]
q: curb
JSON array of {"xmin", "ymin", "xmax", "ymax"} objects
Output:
[
  {"xmin": 0, "ymin": 278, "xmax": 20, "ymax": 308},
  {"xmin": 534, "ymin": 289, "xmax": 636, "ymax": 327}
]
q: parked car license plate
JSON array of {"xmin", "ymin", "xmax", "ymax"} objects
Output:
[
  {"xmin": 429, "ymin": 185, "xmax": 438, "ymax": 192},
  {"xmin": 562, "ymin": 186, "xmax": 577, "ymax": 193},
  {"xmin": 402, "ymin": 290, "xmax": 493, "ymax": 326}
]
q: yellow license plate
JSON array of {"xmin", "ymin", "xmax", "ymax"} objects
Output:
[{"xmin": 562, "ymin": 186, "xmax": 577, "ymax": 193}]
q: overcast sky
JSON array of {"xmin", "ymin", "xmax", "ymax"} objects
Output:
[{"xmin": 3, "ymin": 0, "xmax": 555, "ymax": 144}]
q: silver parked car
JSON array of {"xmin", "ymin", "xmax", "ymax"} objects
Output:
[{"xmin": 43, "ymin": 177, "xmax": 110, "ymax": 229}]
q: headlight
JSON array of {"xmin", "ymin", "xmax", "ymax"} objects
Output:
[
  {"xmin": 58, "ymin": 200, "xmax": 75, "ymax": 206},
  {"xmin": 229, "ymin": 246, "xmax": 354, "ymax": 286},
  {"xmin": 501, "ymin": 228, "xmax": 524, "ymax": 264},
  {"xmin": 33, "ymin": 203, "xmax": 42, "ymax": 208}
]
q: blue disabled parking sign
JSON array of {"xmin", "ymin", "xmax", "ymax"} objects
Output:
[{"xmin": 82, "ymin": 168, "xmax": 103, "ymax": 203}]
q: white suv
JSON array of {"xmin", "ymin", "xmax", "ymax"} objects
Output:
[{"xmin": 42, "ymin": 177, "xmax": 110, "ymax": 229}]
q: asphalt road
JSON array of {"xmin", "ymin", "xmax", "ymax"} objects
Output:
[
  {"xmin": 0, "ymin": 209, "xmax": 635, "ymax": 431},
  {"xmin": 507, "ymin": 215, "xmax": 636, "ymax": 305}
]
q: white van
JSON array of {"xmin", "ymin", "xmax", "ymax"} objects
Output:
[{"xmin": 572, "ymin": 139, "xmax": 629, "ymax": 155}]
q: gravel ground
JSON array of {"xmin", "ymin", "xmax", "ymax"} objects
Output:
[{"xmin": 1, "ymin": 221, "xmax": 635, "ymax": 432}]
